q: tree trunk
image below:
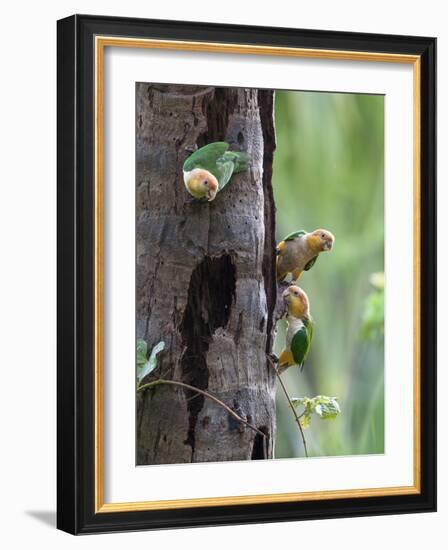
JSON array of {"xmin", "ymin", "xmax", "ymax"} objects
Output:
[{"xmin": 136, "ymin": 84, "xmax": 277, "ymax": 464}]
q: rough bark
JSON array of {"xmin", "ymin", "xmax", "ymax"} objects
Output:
[{"xmin": 136, "ymin": 84, "xmax": 277, "ymax": 464}]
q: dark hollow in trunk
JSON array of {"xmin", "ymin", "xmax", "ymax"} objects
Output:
[{"xmin": 136, "ymin": 84, "xmax": 277, "ymax": 464}]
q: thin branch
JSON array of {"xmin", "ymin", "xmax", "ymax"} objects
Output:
[
  {"xmin": 267, "ymin": 356, "xmax": 309, "ymax": 458},
  {"xmin": 137, "ymin": 378, "xmax": 266, "ymax": 439}
]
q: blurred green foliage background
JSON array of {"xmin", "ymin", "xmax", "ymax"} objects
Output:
[{"xmin": 273, "ymin": 90, "xmax": 385, "ymax": 458}]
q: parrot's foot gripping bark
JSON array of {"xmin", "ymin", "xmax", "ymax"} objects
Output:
[
  {"xmin": 267, "ymin": 351, "xmax": 291, "ymax": 374},
  {"xmin": 267, "ymin": 353, "xmax": 288, "ymax": 374}
]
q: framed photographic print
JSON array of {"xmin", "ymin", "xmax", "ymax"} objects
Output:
[{"xmin": 57, "ymin": 14, "xmax": 436, "ymax": 534}]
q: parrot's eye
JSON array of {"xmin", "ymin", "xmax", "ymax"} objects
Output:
[
  {"xmin": 204, "ymin": 180, "xmax": 209, "ymax": 186},
  {"xmin": 321, "ymin": 233, "xmax": 325, "ymax": 238}
]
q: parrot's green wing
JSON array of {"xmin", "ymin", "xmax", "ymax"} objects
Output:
[
  {"xmin": 183, "ymin": 141, "xmax": 249, "ymax": 191},
  {"xmin": 183, "ymin": 142, "xmax": 229, "ymax": 173},
  {"xmin": 304, "ymin": 256, "xmax": 318, "ymax": 271},
  {"xmin": 291, "ymin": 318, "xmax": 313, "ymax": 370},
  {"xmin": 215, "ymin": 158, "xmax": 235, "ymax": 190},
  {"xmin": 284, "ymin": 230, "xmax": 307, "ymax": 242},
  {"xmin": 215, "ymin": 150, "xmax": 250, "ymax": 190}
]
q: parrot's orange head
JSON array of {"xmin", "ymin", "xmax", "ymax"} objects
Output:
[
  {"xmin": 282, "ymin": 285, "xmax": 310, "ymax": 319},
  {"xmin": 308, "ymin": 229, "xmax": 335, "ymax": 253},
  {"xmin": 186, "ymin": 168, "xmax": 219, "ymax": 201}
]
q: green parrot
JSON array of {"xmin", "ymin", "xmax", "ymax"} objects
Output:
[
  {"xmin": 276, "ymin": 228, "xmax": 335, "ymax": 281},
  {"xmin": 183, "ymin": 141, "xmax": 249, "ymax": 201},
  {"xmin": 278, "ymin": 285, "xmax": 314, "ymax": 371}
]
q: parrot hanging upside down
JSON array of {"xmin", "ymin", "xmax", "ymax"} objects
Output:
[
  {"xmin": 278, "ymin": 285, "xmax": 314, "ymax": 372},
  {"xmin": 183, "ymin": 141, "xmax": 249, "ymax": 202},
  {"xmin": 276, "ymin": 228, "xmax": 335, "ymax": 282}
]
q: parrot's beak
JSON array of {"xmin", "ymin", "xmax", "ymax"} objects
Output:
[
  {"xmin": 207, "ymin": 188, "xmax": 218, "ymax": 201},
  {"xmin": 282, "ymin": 289, "xmax": 290, "ymax": 301},
  {"xmin": 324, "ymin": 240, "xmax": 333, "ymax": 251}
]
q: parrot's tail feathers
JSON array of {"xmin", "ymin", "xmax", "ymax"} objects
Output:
[
  {"xmin": 223, "ymin": 150, "xmax": 249, "ymax": 173},
  {"xmin": 233, "ymin": 151, "xmax": 249, "ymax": 172}
]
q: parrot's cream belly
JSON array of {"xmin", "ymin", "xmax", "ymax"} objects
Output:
[
  {"xmin": 286, "ymin": 316, "xmax": 304, "ymax": 348},
  {"xmin": 279, "ymin": 239, "xmax": 314, "ymax": 273}
]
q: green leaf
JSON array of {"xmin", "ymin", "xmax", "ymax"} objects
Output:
[
  {"xmin": 291, "ymin": 395, "xmax": 341, "ymax": 428},
  {"xmin": 136, "ymin": 339, "xmax": 148, "ymax": 381},
  {"xmin": 137, "ymin": 340, "xmax": 165, "ymax": 384},
  {"xmin": 148, "ymin": 341, "xmax": 165, "ymax": 368},
  {"xmin": 299, "ymin": 413, "xmax": 311, "ymax": 429},
  {"xmin": 292, "ymin": 397, "xmax": 312, "ymax": 430},
  {"xmin": 313, "ymin": 396, "xmax": 341, "ymax": 420},
  {"xmin": 137, "ymin": 339, "xmax": 148, "ymax": 365}
]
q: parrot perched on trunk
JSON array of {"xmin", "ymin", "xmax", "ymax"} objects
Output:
[
  {"xmin": 183, "ymin": 141, "xmax": 249, "ymax": 202},
  {"xmin": 276, "ymin": 228, "xmax": 335, "ymax": 281},
  {"xmin": 278, "ymin": 285, "xmax": 313, "ymax": 371}
]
